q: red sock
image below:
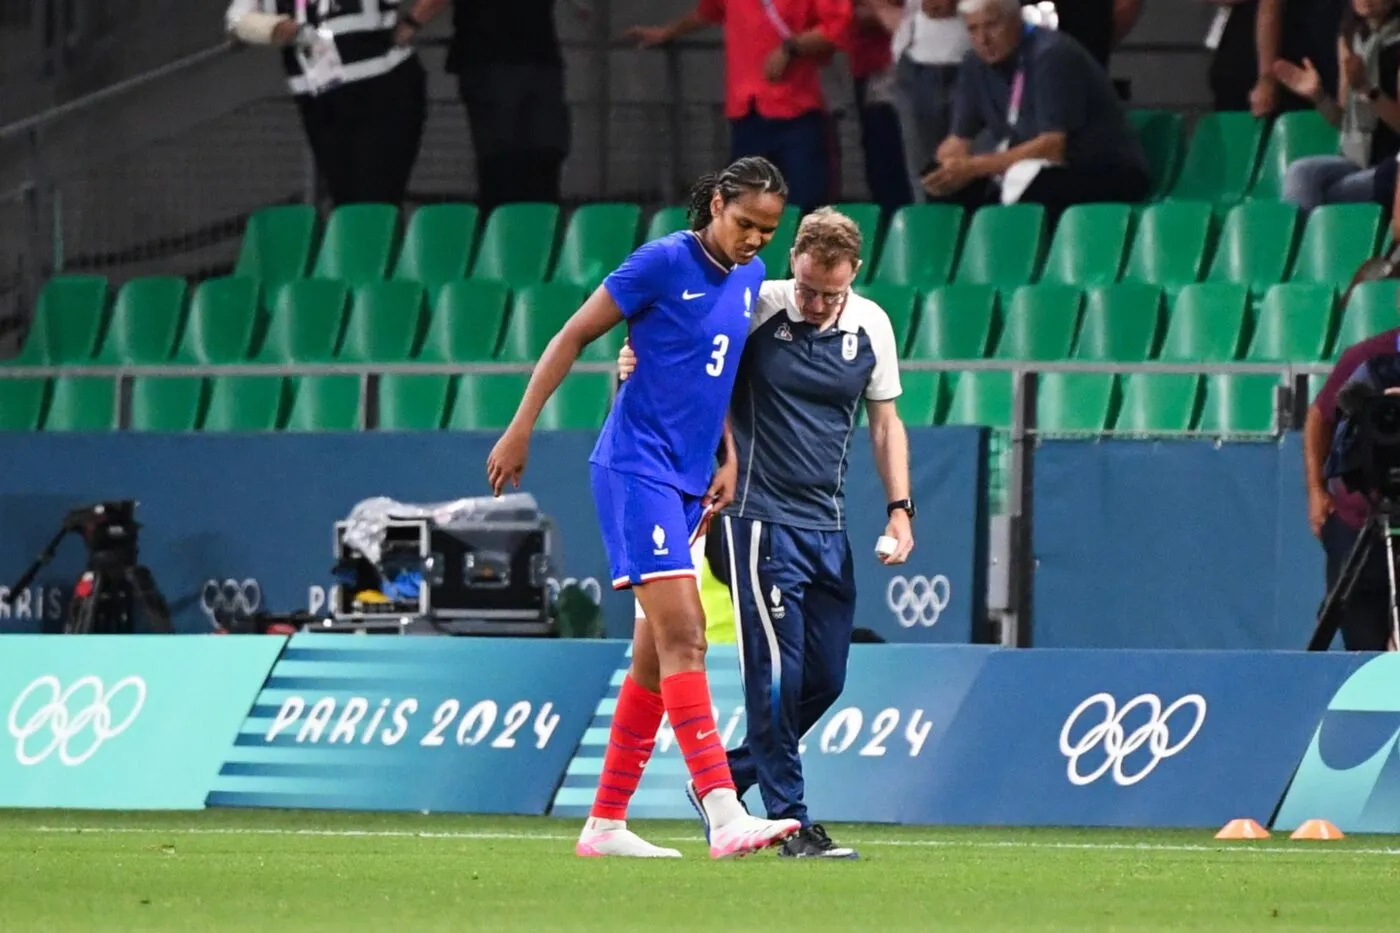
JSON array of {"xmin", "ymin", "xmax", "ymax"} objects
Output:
[
  {"xmin": 590, "ymin": 675, "xmax": 665, "ymax": 821},
  {"xmin": 660, "ymin": 670, "xmax": 735, "ymax": 798}
]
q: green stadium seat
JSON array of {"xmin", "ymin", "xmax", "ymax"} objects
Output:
[
  {"xmin": 471, "ymin": 202, "xmax": 560, "ymax": 289},
  {"xmin": 130, "ymin": 376, "xmax": 206, "ymax": 431},
  {"xmin": 498, "ymin": 282, "xmax": 588, "ymax": 361},
  {"xmin": 1159, "ymin": 283, "xmax": 1250, "ymax": 362},
  {"xmin": 1128, "ymin": 109, "xmax": 1184, "ymax": 198},
  {"xmin": 853, "ymin": 282, "xmax": 919, "ymax": 354},
  {"xmin": 1114, "ymin": 374, "xmax": 1201, "ymax": 434},
  {"xmin": 830, "ymin": 202, "xmax": 882, "ymax": 277},
  {"xmin": 235, "ymin": 205, "xmax": 317, "ymax": 287},
  {"xmin": 942, "ymin": 371, "xmax": 1013, "ymax": 429},
  {"xmin": 417, "ymin": 279, "xmax": 511, "ymax": 363},
  {"xmin": 905, "ymin": 285, "xmax": 997, "ymax": 360},
  {"xmin": 872, "ymin": 203, "xmax": 963, "ymax": 289},
  {"xmin": 378, "ymin": 374, "xmax": 452, "ymax": 430},
  {"xmin": 1290, "ymin": 203, "xmax": 1382, "ymax": 288},
  {"xmin": 285, "ymin": 375, "xmax": 363, "ymax": 431},
  {"xmin": 1197, "ymin": 373, "xmax": 1280, "ymax": 433},
  {"xmin": 1205, "ymin": 200, "xmax": 1299, "ymax": 294},
  {"xmin": 538, "ymin": 372, "xmax": 615, "ymax": 429},
  {"xmin": 1245, "ymin": 283, "xmax": 1335, "ymax": 362},
  {"xmin": 95, "ymin": 276, "xmax": 187, "ymax": 366},
  {"xmin": 255, "ymin": 279, "xmax": 350, "ymax": 363},
  {"xmin": 1120, "ymin": 199, "xmax": 1213, "ymax": 295},
  {"xmin": 393, "ymin": 203, "xmax": 479, "ymax": 298},
  {"xmin": 9, "ymin": 275, "xmax": 108, "ymax": 366},
  {"xmin": 759, "ymin": 205, "xmax": 801, "ymax": 278},
  {"xmin": 0, "ymin": 379, "xmax": 48, "ymax": 430},
  {"xmin": 954, "ymin": 204, "xmax": 1044, "ymax": 288},
  {"xmin": 1248, "ymin": 110, "xmax": 1340, "ymax": 200},
  {"xmin": 1037, "ymin": 372, "xmax": 1116, "ymax": 434},
  {"xmin": 312, "ymin": 203, "xmax": 399, "ymax": 286},
  {"xmin": 450, "ymin": 373, "xmax": 526, "ymax": 430},
  {"xmin": 203, "ymin": 376, "xmax": 286, "ymax": 431},
  {"xmin": 1074, "ymin": 283, "xmax": 1164, "ymax": 362},
  {"xmin": 993, "ymin": 285, "xmax": 1081, "ymax": 360},
  {"xmin": 338, "ymin": 281, "xmax": 427, "ymax": 363},
  {"xmin": 43, "ymin": 376, "xmax": 117, "ymax": 431},
  {"xmin": 891, "ymin": 370, "xmax": 942, "ymax": 425},
  {"xmin": 552, "ymin": 203, "xmax": 642, "ymax": 291},
  {"xmin": 645, "ymin": 206, "xmax": 689, "ymax": 242},
  {"xmin": 1334, "ymin": 280, "xmax": 1400, "ymax": 355},
  {"xmin": 174, "ymin": 276, "xmax": 260, "ymax": 365},
  {"xmin": 1039, "ymin": 204, "xmax": 1132, "ymax": 286},
  {"xmin": 1167, "ymin": 111, "xmax": 1265, "ymax": 204}
]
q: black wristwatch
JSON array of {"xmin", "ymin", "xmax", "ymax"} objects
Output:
[{"xmin": 887, "ymin": 498, "xmax": 916, "ymax": 520}]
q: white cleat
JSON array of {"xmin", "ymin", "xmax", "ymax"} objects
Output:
[
  {"xmin": 576, "ymin": 824, "xmax": 682, "ymax": 859},
  {"xmin": 708, "ymin": 814, "xmax": 802, "ymax": 860}
]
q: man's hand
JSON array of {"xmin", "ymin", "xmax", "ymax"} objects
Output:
[
  {"xmin": 272, "ymin": 18, "xmax": 300, "ymax": 45},
  {"xmin": 922, "ymin": 156, "xmax": 980, "ymax": 197},
  {"xmin": 1272, "ymin": 57, "xmax": 1322, "ymax": 102},
  {"xmin": 705, "ymin": 458, "xmax": 738, "ymax": 513},
  {"xmin": 1250, "ymin": 75, "xmax": 1278, "ymax": 116},
  {"xmin": 879, "ymin": 510, "xmax": 915, "ymax": 565},
  {"xmin": 625, "ymin": 24, "xmax": 672, "ymax": 47},
  {"xmin": 764, "ymin": 45, "xmax": 792, "ymax": 82},
  {"xmin": 1309, "ymin": 486, "xmax": 1333, "ymax": 538},
  {"xmin": 618, "ymin": 342, "xmax": 636, "ymax": 381}
]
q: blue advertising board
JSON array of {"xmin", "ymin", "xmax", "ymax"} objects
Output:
[
  {"xmin": 0, "ymin": 429, "xmax": 986, "ymax": 643},
  {"xmin": 917, "ymin": 649, "xmax": 1365, "ymax": 827},
  {"xmin": 206, "ymin": 634, "xmax": 628, "ymax": 814},
  {"xmin": 551, "ymin": 643, "xmax": 996, "ymax": 822},
  {"xmin": 0, "ymin": 635, "xmax": 286, "ymax": 809},
  {"xmin": 1275, "ymin": 653, "xmax": 1400, "ymax": 833}
]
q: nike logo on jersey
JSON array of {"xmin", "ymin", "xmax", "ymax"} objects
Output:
[
  {"xmin": 682, "ymin": 290, "xmax": 706, "ymax": 300},
  {"xmin": 696, "ymin": 729, "xmax": 718, "ymax": 741}
]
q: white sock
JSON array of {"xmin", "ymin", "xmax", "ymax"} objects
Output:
[
  {"xmin": 701, "ymin": 787, "xmax": 747, "ymax": 827},
  {"xmin": 583, "ymin": 817, "xmax": 626, "ymax": 833}
]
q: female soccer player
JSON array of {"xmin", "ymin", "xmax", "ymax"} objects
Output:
[{"xmin": 486, "ymin": 156, "xmax": 799, "ymax": 859}]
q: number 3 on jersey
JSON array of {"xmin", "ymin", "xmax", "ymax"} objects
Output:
[{"xmin": 706, "ymin": 334, "xmax": 729, "ymax": 377}]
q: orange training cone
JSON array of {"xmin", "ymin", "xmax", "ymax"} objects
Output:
[
  {"xmin": 1290, "ymin": 819, "xmax": 1344, "ymax": 840},
  {"xmin": 1216, "ymin": 818, "xmax": 1270, "ymax": 840}
]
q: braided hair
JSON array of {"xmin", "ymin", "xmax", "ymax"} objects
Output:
[{"xmin": 684, "ymin": 156, "xmax": 789, "ymax": 231}]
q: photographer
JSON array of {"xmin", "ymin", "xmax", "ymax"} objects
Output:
[{"xmin": 1307, "ymin": 338, "xmax": 1400, "ymax": 650}]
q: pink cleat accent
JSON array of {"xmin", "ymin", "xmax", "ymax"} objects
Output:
[
  {"xmin": 575, "ymin": 827, "xmax": 682, "ymax": 858},
  {"xmin": 708, "ymin": 815, "xmax": 802, "ymax": 860}
]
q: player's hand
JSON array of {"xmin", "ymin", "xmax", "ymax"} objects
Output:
[
  {"xmin": 486, "ymin": 427, "xmax": 530, "ymax": 497},
  {"xmin": 617, "ymin": 342, "xmax": 637, "ymax": 381},
  {"xmin": 879, "ymin": 510, "xmax": 914, "ymax": 565},
  {"xmin": 705, "ymin": 459, "xmax": 738, "ymax": 513},
  {"xmin": 764, "ymin": 46, "xmax": 791, "ymax": 82},
  {"xmin": 1308, "ymin": 486, "xmax": 1333, "ymax": 539},
  {"xmin": 625, "ymin": 24, "xmax": 671, "ymax": 48}
]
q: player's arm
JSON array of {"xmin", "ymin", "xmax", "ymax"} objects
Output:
[{"xmin": 509, "ymin": 289, "xmax": 624, "ymax": 433}]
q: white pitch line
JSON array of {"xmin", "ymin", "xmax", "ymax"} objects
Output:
[{"xmin": 21, "ymin": 825, "xmax": 1400, "ymax": 857}]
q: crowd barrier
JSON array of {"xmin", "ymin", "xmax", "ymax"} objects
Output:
[
  {"xmin": 5, "ymin": 634, "xmax": 1398, "ymax": 833},
  {"xmin": 0, "ymin": 428, "xmax": 987, "ymax": 644}
]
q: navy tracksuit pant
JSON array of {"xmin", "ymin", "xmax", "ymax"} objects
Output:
[{"xmin": 721, "ymin": 515, "xmax": 856, "ymax": 827}]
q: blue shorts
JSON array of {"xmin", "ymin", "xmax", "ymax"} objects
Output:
[{"xmin": 591, "ymin": 464, "xmax": 710, "ymax": 590}]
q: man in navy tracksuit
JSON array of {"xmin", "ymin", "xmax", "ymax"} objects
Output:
[{"xmin": 621, "ymin": 207, "xmax": 916, "ymax": 858}]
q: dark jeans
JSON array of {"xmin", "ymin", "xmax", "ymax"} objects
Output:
[
  {"xmin": 296, "ymin": 56, "xmax": 427, "ymax": 206},
  {"xmin": 457, "ymin": 61, "xmax": 571, "ymax": 215},
  {"xmin": 853, "ymin": 75, "xmax": 913, "ymax": 211},
  {"xmin": 1321, "ymin": 513, "xmax": 1394, "ymax": 651},
  {"xmin": 730, "ymin": 109, "xmax": 835, "ymax": 214},
  {"xmin": 928, "ymin": 160, "xmax": 1151, "ymax": 222}
]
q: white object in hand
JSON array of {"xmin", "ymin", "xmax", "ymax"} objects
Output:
[{"xmin": 875, "ymin": 535, "xmax": 898, "ymax": 558}]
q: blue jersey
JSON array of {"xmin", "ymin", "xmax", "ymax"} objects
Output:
[{"xmin": 589, "ymin": 231, "xmax": 764, "ymax": 496}]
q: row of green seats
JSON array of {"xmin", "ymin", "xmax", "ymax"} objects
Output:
[
  {"xmin": 1160, "ymin": 109, "xmax": 1341, "ymax": 205},
  {"xmin": 6, "ymin": 276, "xmax": 631, "ymax": 367},
  {"xmin": 859, "ymin": 278, "xmax": 1400, "ymax": 364},
  {"xmin": 878, "ymin": 371, "xmax": 1284, "ymax": 435},
  {"xmin": 0, "ymin": 372, "xmax": 616, "ymax": 432}
]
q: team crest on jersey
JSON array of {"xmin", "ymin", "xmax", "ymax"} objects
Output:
[
  {"xmin": 652, "ymin": 524, "xmax": 669, "ymax": 556},
  {"xmin": 842, "ymin": 333, "xmax": 858, "ymax": 361},
  {"xmin": 775, "ymin": 323, "xmax": 793, "ymax": 342}
]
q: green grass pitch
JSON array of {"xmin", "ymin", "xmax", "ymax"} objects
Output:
[{"xmin": 4, "ymin": 809, "xmax": 1399, "ymax": 931}]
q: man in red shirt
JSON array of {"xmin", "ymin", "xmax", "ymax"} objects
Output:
[
  {"xmin": 845, "ymin": 0, "xmax": 914, "ymax": 210},
  {"xmin": 629, "ymin": 0, "xmax": 854, "ymax": 214}
]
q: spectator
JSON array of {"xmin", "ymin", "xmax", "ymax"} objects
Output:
[
  {"xmin": 847, "ymin": 0, "xmax": 915, "ymax": 211},
  {"xmin": 1249, "ymin": 0, "xmax": 1347, "ymax": 116},
  {"xmin": 1275, "ymin": 0, "xmax": 1400, "ymax": 212},
  {"xmin": 921, "ymin": 0, "xmax": 1149, "ymax": 219},
  {"xmin": 1025, "ymin": 0, "xmax": 1140, "ymax": 72},
  {"xmin": 224, "ymin": 0, "xmax": 427, "ymax": 206},
  {"xmin": 1205, "ymin": 0, "xmax": 1262, "ymax": 112},
  {"xmin": 628, "ymin": 0, "xmax": 853, "ymax": 214}
]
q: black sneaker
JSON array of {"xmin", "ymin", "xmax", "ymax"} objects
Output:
[{"xmin": 777, "ymin": 823, "xmax": 859, "ymax": 859}]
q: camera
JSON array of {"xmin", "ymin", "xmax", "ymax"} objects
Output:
[{"xmin": 1328, "ymin": 378, "xmax": 1400, "ymax": 501}]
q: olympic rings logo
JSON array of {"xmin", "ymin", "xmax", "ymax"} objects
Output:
[
  {"xmin": 1058, "ymin": 692, "xmax": 1207, "ymax": 787},
  {"xmin": 547, "ymin": 577, "xmax": 603, "ymax": 606},
  {"xmin": 7, "ymin": 675, "xmax": 146, "ymax": 766},
  {"xmin": 201, "ymin": 579, "xmax": 261, "ymax": 619},
  {"xmin": 886, "ymin": 574, "xmax": 951, "ymax": 628}
]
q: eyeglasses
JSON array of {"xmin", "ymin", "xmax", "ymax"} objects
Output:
[{"xmin": 794, "ymin": 283, "xmax": 850, "ymax": 309}]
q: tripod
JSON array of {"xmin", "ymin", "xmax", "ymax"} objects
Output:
[{"xmin": 1309, "ymin": 498, "xmax": 1400, "ymax": 651}]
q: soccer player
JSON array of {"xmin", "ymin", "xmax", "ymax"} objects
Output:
[
  {"xmin": 619, "ymin": 207, "xmax": 914, "ymax": 859},
  {"xmin": 486, "ymin": 156, "xmax": 804, "ymax": 860}
]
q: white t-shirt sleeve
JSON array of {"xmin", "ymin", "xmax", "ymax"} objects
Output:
[
  {"xmin": 863, "ymin": 298, "xmax": 903, "ymax": 401},
  {"xmin": 753, "ymin": 280, "xmax": 791, "ymax": 332}
]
